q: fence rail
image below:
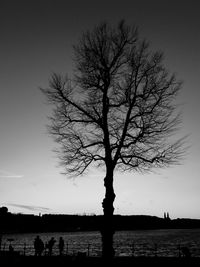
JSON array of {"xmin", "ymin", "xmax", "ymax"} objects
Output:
[{"xmin": 0, "ymin": 241, "xmax": 199, "ymax": 257}]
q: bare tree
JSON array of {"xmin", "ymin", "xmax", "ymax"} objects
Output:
[{"xmin": 41, "ymin": 21, "xmax": 186, "ymax": 259}]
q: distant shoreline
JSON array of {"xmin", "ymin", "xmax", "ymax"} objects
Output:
[
  {"xmin": 1, "ymin": 209, "xmax": 200, "ymax": 234},
  {"xmin": 2, "ymin": 227, "xmax": 200, "ymax": 236}
]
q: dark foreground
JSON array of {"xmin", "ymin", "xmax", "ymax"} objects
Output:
[{"xmin": 1, "ymin": 255, "xmax": 200, "ymax": 267}]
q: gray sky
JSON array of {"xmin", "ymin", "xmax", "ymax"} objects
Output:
[{"xmin": 0, "ymin": 0, "xmax": 200, "ymax": 218}]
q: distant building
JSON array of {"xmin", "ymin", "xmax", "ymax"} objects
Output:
[{"xmin": 164, "ymin": 212, "xmax": 171, "ymax": 220}]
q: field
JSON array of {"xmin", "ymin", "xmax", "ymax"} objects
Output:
[{"xmin": 0, "ymin": 254, "xmax": 200, "ymax": 267}]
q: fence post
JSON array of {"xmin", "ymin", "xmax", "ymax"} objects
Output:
[
  {"xmin": 66, "ymin": 242, "xmax": 68, "ymax": 255},
  {"xmin": 178, "ymin": 244, "xmax": 181, "ymax": 257},
  {"xmin": 154, "ymin": 243, "xmax": 157, "ymax": 257},
  {"xmin": 131, "ymin": 243, "xmax": 135, "ymax": 257},
  {"xmin": 23, "ymin": 243, "xmax": 26, "ymax": 256},
  {"xmin": 87, "ymin": 244, "xmax": 90, "ymax": 257}
]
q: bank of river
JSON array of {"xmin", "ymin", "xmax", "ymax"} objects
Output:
[{"xmin": 1, "ymin": 229, "xmax": 200, "ymax": 257}]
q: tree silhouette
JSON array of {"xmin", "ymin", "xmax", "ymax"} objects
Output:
[{"xmin": 42, "ymin": 20, "xmax": 186, "ymax": 259}]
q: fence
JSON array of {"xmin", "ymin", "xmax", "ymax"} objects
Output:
[{"xmin": 0, "ymin": 240, "xmax": 199, "ymax": 257}]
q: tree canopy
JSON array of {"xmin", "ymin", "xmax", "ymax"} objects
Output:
[{"xmin": 42, "ymin": 21, "xmax": 185, "ymax": 177}]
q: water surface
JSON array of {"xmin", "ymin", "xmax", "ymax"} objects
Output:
[{"xmin": 2, "ymin": 229, "xmax": 200, "ymax": 257}]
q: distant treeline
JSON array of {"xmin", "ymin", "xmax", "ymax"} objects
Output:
[{"xmin": 1, "ymin": 207, "xmax": 200, "ymax": 233}]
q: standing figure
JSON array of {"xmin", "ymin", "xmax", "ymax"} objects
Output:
[
  {"xmin": 34, "ymin": 235, "xmax": 44, "ymax": 256},
  {"xmin": 58, "ymin": 237, "xmax": 65, "ymax": 256},
  {"xmin": 47, "ymin": 237, "xmax": 56, "ymax": 256},
  {"xmin": 9, "ymin": 244, "xmax": 14, "ymax": 254}
]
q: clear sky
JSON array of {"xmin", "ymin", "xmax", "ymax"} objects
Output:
[{"xmin": 0, "ymin": 0, "xmax": 200, "ymax": 219}]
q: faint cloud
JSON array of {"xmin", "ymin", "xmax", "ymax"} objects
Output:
[
  {"xmin": 5, "ymin": 203, "xmax": 51, "ymax": 212},
  {"xmin": 0, "ymin": 169, "xmax": 24, "ymax": 178},
  {"xmin": 162, "ymin": 176, "xmax": 169, "ymax": 180},
  {"xmin": 72, "ymin": 181, "xmax": 78, "ymax": 187},
  {"xmin": 149, "ymin": 199, "xmax": 154, "ymax": 205}
]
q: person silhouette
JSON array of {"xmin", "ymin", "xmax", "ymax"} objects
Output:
[
  {"xmin": 58, "ymin": 237, "xmax": 65, "ymax": 256},
  {"xmin": 9, "ymin": 244, "xmax": 14, "ymax": 254},
  {"xmin": 181, "ymin": 247, "xmax": 191, "ymax": 258},
  {"xmin": 47, "ymin": 237, "xmax": 56, "ymax": 256},
  {"xmin": 34, "ymin": 235, "xmax": 44, "ymax": 256}
]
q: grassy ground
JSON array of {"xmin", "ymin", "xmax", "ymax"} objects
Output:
[{"xmin": 0, "ymin": 255, "xmax": 200, "ymax": 267}]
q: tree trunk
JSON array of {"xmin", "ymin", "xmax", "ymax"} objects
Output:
[{"xmin": 101, "ymin": 169, "xmax": 116, "ymax": 259}]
